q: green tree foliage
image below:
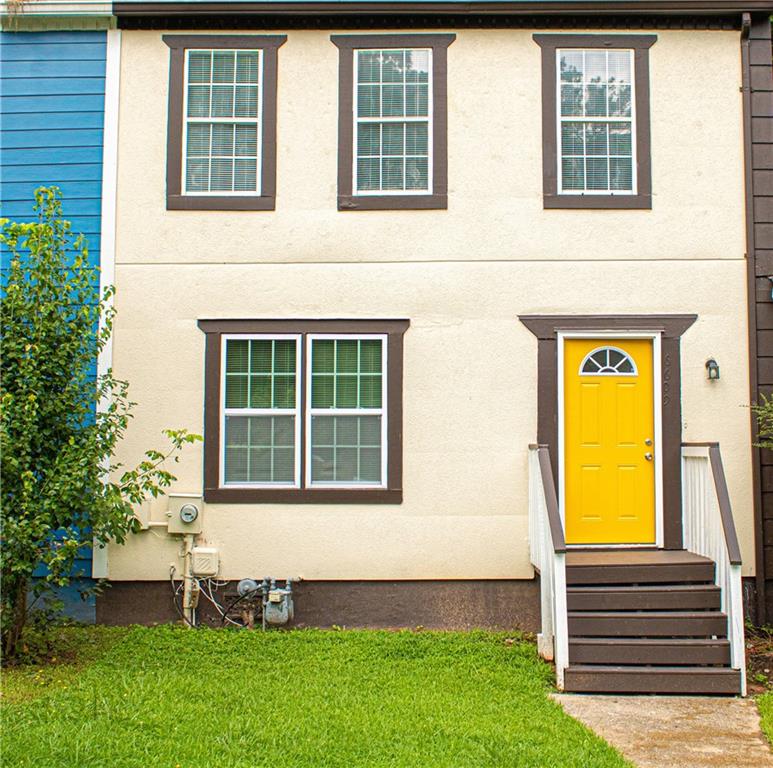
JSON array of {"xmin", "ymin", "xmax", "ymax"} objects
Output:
[
  {"xmin": 753, "ymin": 393, "xmax": 773, "ymax": 452},
  {"xmin": 1, "ymin": 188, "xmax": 200, "ymax": 659}
]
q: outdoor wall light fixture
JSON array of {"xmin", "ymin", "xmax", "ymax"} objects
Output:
[
  {"xmin": 706, "ymin": 359, "xmax": 720, "ymax": 381},
  {"xmin": 768, "ymin": 275, "xmax": 773, "ymax": 300}
]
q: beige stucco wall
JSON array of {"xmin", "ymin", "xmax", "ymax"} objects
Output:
[{"xmin": 108, "ymin": 27, "xmax": 755, "ymax": 581}]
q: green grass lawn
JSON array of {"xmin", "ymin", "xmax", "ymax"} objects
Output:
[
  {"xmin": 755, "ymin": 688, "xmax": 773, "ymax": 759},
  {"xmin": 1, "ymin": 626, "xmax": 629, "ymax": 768}
]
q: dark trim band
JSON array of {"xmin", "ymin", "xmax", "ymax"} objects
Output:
[
  {"xmin": 519, "ymin": 314, "xmax": 697, "ymax": 549},
  {"xmin": 533, "ymin": 33, "xmax": 656, "ymax": 210},
  {"xmin": 198, "ymin": 318, "xmax": 409, "ymax": 504},
  {"xmin": 115, "ymin": 3, "xmax": 773, "ymax": 19},
  {"xmin": 331, "ymin": 33, "xmax": 455, "ymax": 211},
  {"xmin": 163, "ymin": 34, "xmax": 286, "ymax": 211}
]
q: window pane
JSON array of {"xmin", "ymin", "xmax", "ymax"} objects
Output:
[
  {"xmin": 249, "ymin": 375, "xmax": 271, "ymax": 408},
  {"xmin": 358, "ymin": 51, "xmax": 380, "ymax": 83},
  {"xmin": 187, "ymin": 123, "xmax": 210, "ymax": 157},
  {"xmin": 213, "ymin": 52, "xmax": 235, "ymax": 83},
  {"xmin": 227, "ymin": 339, "xmax": 249, "ymax": 372},
  {"xmin": 310, "ymin": 415, "xmax": 382, "ymax": 484},
  {"xmin": 224, "ymin": 415, "xmax": 295, "ymax": 484},
  {"xmin": 382, "ymin": 50, "xmax": 405, "ymax": 82},
  {"xmin": 609, "ymin": 84, "xmax": 632, "ymax": 117},
  {"xmin": 311, "ymin": 375, "xmax": 334, "ymax": 408},
  {"xmin": 235, "ymin": 124, "xmax": 257, "ymax": 157},
  {"xmin": 406, "ymin": 50, "xmax": 430, "ymax": 83},
  {"xmin": 382, "ymin": 123, "xmax": 404, "ymax": 156},
  {"xmin": 406, "ymin": 84, "xmax": 429, "ymax": 118},
  {"xmin": 559, "ymin": 51, "xmax": 582, "ymax": 82},
  {"xmin": 187, "ymin": 85, "xmax": 210, "ymax": 118},
  {"xmin": 225, "ymin": 338, "xmax": 297, "ymax": 410},
  {"xmin": 405, "ymin": 158, "xmax": 428, "ymax": 190},
  {"xmin": 336, "ymin": 375, "xmax": 358, "ymax": 408},
  {"xmin": 210, "ymin": 158, "xmax": 233, "ymax": 191},
  {"xmin": 406, "ymin": 123, "xmax": 428, "ymax": 155},
  {"xmin": 212, "ymin": 123, "xmax": 234, "ymax": 156},
  {"xmin": 251, "ymin": 340, "xmax": 272, "ymax": 372},
  {"xmin": 585, "ymin": 123, "xmax": 608, "ymax": 156},
  {"xmin": 234, "ymin": 159, "xmax": 257, "ymax": 192},
  {"xmin": 382, "ymin": 85, "xmax": 404, "ymax": 117},
  {"xmin": 561, "ymin": 157, "xmax": 584, "ymax": 191},
  {"xmin": 358, "ymin": 123, "xmax": 380, "ymax": 156},
  {"xmin": 586, "ymin": 157, "xmax": 609, "ymax": 190},
  {"xmin": 360, "ymin": 340, "xmax": 382, "ymax": 372},
  {"xmin": 211, "ymin": 86, "xmax": 234, "ymax": 118},
  {"xmin": 188, "ymin": 51, "xmax": 212, "ymax": 83},
  {"xmin": 585, "ymin": 84, "xmax": 607, "ymax": 117},
  {"xmin": 359, "ymin": 375, "xmax": 382, "ymax": 408},
  {"xmin": 560, "ymin": 84, "xmax": 582, "ymax": 117},
  {"xmin": 236, "ymin": 51, "xmax": 259, "ymax": 84},
  {"xmin": 225, "ymin": 375, "xmax": 248, "ymax": 408},
  {"xmin": 312, "ymin": 340, "xmax": 335, "ymax": 373},
  {"xmin": 235, "ymin": 85, "xmax": 258, "ymax": 118},
  {"xmin": 561, "ymin": 123, "xmax": 584, "ymax": 156},
  {"xmin": 609, "ymin": 123, "xmax": 632, "ymax": 156},
  {"xmin": 274, "ymin": 340, "xmax": 296, "ymax": 373},
  {"xmin": 336, "ymin": 340, "xmax": 358, "ymax": 373},
  {"xmin": 608, "ymin": 51, "xmax": 631, "ymax": 84},
  {"xmin": 357, "ymin": 158, "xmax": 380, "ymax": 191},
  {"xmin": 584, "ymin": 51, "xmax": 607, "ymax": 84},
  {"xmin": 610, "ymin": 157, "xmax": 633, "ymax": 191},
  {"xmin": 382, "ymin": 158, "xmax": 404, "ymax": 190},
  {"xmin": 357, "ymin": 85, "xmax": 380, "ymax": 118}
]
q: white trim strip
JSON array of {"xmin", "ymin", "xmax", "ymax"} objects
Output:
[{"xmin": 92, "ymin": 27, "xmax": 120, "ymax": 581}]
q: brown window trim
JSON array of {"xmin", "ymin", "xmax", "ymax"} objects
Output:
[
  {"xmin": 533, "ymin": 33, "xmax": 656, "ymax": 210},
  {"xmin": 518, "ymin": 314, "xmax": 697, "ymax": 549},
  {"xmin": 198, "ymin": 319, "xmax": 409, "ymax": 504},
  {"xmin": 163, "ymin": 34, "xmax": 286, "ymax": 211},
  {"xmin": 331, "ymin": 33, "xmax": 455, "ymax": 211}
]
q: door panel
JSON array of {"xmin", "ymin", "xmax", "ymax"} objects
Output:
[{"xmin": 564, "ymin": 338, "xmax": 656, "ymax": 545}]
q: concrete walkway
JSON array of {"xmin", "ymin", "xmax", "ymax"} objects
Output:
[{"xmin": 553, "ymin": 694, "xmax": 772, "ymax": 768}]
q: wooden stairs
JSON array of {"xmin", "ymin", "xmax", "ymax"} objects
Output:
[{"xmin": 563, "ymin": 549, "xmax": 743, "ymax": 695}]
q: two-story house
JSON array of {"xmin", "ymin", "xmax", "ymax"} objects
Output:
[{"xmin": 4, "ymin": 0, "xmax": 773, "ymax": 695}]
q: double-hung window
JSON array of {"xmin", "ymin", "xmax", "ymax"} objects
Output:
[
  {"xmin": 557, "ymin": 49, "xmax": 635, "ymax": 195},
  {"xmin": 200, "ymin": 320, "xmax": 408, "ymax": 503},
  {"xmin": 534, "ymin": 34, "xmax": 656, "ymax": 210},
  {"xmin": 332, "ymin": 34, "xmax": 455, "ymax": 211},
  {"xmin": 184, "ymin": 49, "xmax": 262, "ymax": 196},
  {"xmin": 354, "ymin": 48, "xmax": 432, "ymax": 195},
  {"xmin": 163, "ymin": 35, "xmax": 286, "ymax": 210}
]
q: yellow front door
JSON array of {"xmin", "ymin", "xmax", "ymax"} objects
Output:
[{"xmin": 563, "ymin": 338, "xmax": 656, "ymax": 545}]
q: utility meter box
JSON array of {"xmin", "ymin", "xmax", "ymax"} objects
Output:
[
  {"xmin": 166, "ymin": 494, "xmax": 204, "ymax": 535},
  {"xmin": 191, "ymin": 547, "xmax": 219, "ymax": 577}
]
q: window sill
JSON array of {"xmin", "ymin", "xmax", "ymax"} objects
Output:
[
  {"xmin": 544, "ymin": 193, "xmax": 652, "ymax": 210},
  {"xmin": 167, "ymin": 194, "xmax": 276, "ymax": 211},
  {"xmin": 338, "ymin": 194, "xmax": 447, "ymax": 211},
  {"xmin": 204, "ymin": 487, "xmax": 403, "ymax": 504}
]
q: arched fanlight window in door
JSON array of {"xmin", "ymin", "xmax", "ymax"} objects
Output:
[{"xmin": 579, "ymin": 346, "xmax": 638, "ymax": 376}]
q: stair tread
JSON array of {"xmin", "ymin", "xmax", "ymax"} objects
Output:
[
  {"xmin": 570, "ymin": 637, "xmax": 730, "ymax": 645},
  {"xmin": 567, "ymin": 584, "xmax": 720, "ymax": 593},
  {"xmin": 566, "ymin": 550, "xmax": 713, "ymax": 567},
  {"xmin": 567, "ymin": 664, "xmax": 739, "ymax": 675},
  {"xmin": 568, "ymin": 610, "xmax": 726, "ymax": 617}
]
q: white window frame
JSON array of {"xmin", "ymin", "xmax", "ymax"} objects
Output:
[
  {"xmin": 305, "ymin": 334, "xmax": 388, "ymax": 489},
  {"xmin": 219, "ymin": 333, "xmax": 302, "ymax": 488},
  {"xmin": 182, "ymin": 48, "xmax": 264, "ymax": 197},
  {"xmin": 555, "ymin": 48, "xmax": 637, "ymax": 197},
  {"xmin": 352, "ymin": 47, "xmax": 434, "ymax": 197}
]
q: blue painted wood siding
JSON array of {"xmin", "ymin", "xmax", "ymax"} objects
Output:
[
  {"xmin": 1, "ymin": 30, "xmax": 106, "ymax": 275},
  {"xmin": 1, "ymin": 31, "xmax": 108, "ymax": 595}
]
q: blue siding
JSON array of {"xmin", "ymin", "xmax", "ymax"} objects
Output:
[{"xmin": 1, "ymin": 31, "xmax": 108, "ymax": 622}]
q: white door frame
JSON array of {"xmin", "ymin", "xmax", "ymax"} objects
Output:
[{"xmin": 557, "ymin": 331, "xmax": 664, "ymax": 549}]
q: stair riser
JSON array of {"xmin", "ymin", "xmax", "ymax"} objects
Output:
[
  {"xmin": 568, "ymin": 589, "xmax": 721, "ymax": 612},
  {"xmin": 564, "ymin": 670, "xmax": 741, "ymax": 695},
  {"xmin": 567, "ymin": 564, "xmax": 715, "ymax": 585},
  {"xmin": 569, "ymin": 643, "xmax": 731, "ymax": 666},
  {"xmin": 568, "ymin": 615, "xmax": 728, "ymax": 637}
]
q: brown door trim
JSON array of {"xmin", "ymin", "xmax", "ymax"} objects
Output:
[{"xmin": 519, "ymin": 314, "xmax": 697, "ymax": 549}]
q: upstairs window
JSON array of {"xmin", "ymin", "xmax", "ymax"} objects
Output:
[
  {"xmin": 354, "ymin": 48, "xmax": 432, "ymax": 195},
  {"xmin": 332, "ymin": 34, "xmax": 455, "ymax": 211},
  {"xmin": 558, "ymin": 49, "xmax": 634, "ymax": 195},
  {"xmin": 533, "ymin": 34, "xmax": 656, "ymax": 210},
  {"xmin": 163, "ymin": 35, "xmax": 286, "ymax": 211},
  {"xmin": 184, "ymin": 49, "xmax": 262, "ymax": 196}
]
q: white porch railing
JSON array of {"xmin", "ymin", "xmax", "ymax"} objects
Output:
[
  {"xmin": 682, "ymin": 443, "xmax": 746, "ymax": 696},
  {"xmin": 528, "ymin": 444, "xmax": 569, "ymax": 689}
]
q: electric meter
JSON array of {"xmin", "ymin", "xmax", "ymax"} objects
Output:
[{"xmin": 179, "ymin": 503, "xmax": 199, "ymax": 524}]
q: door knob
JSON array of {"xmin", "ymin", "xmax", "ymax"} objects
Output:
[
  {"xmin": 644, "ymin": 438, "xmax": 652, "ymax": 446},
  {"xmin": 644, "ymin": 453, "xmax": 653, "ymax": 461}
]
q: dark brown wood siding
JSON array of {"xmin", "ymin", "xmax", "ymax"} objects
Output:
[{"xmin": 746, "ymin": 15, "xmax": 773, "ymax": 623}]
